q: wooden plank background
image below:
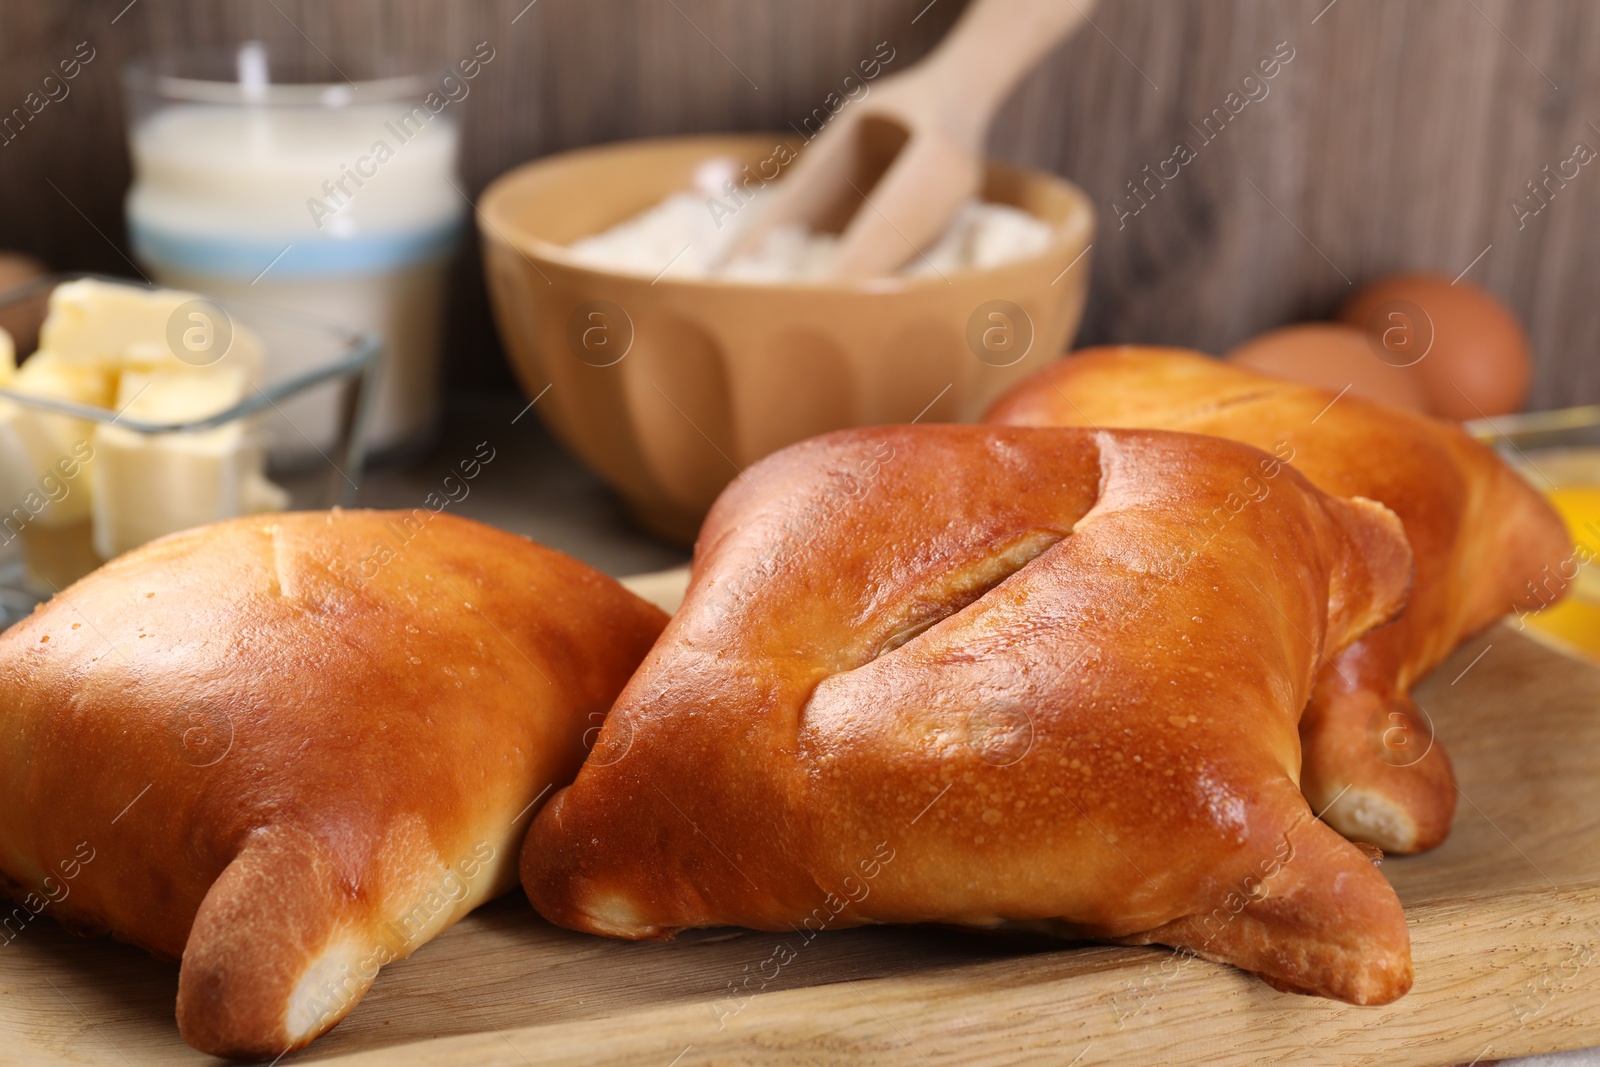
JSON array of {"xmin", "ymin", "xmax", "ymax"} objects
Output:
[{"xmin": 0, "ymin": 0, "xmax": 1594, "ymax": 408}]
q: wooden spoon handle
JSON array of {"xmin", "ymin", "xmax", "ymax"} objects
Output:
[{"xmin": 911, "ymin": 0, "xmax": 1098, "ymax": 143}]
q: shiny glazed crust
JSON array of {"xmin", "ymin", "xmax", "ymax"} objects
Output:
[
  {"xmin": 985, "ymin": 347, "xmax": 1571, "ymax": 854},
  {"xmin": 0, "ymin": 510, "xmax": 667, "ymax": 1058},
  {"xmin": 525, "ymin": 425, "xmax": 1417, "ymax": 1005}
]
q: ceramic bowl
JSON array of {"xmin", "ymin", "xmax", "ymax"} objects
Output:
[{"xmin": 478, "ymin": 134, "xmax": 1095, "ymax": 543}]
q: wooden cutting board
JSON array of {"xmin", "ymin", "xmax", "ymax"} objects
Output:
[{"xmin": 3, "ymin": 566, "xmax": 1598, "ymax": 1066}]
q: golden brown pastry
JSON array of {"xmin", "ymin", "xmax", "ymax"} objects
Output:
[
  {"xmin": 526, "ymin": 425, "xmax": 1419, "ymax": 1005},
  {"xmin": 0, "ymin": 510, "xmax": 666, "ymax": 1058},
  {"xmin": 986, "ymin": 347, "xmax": 1569, "ymax": 853}
]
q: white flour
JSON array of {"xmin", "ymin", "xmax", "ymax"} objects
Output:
[{"xmin": 567, "ymin": 190, "xmax": 1052, "ymax": 282}]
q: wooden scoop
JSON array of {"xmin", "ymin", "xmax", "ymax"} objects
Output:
[{"xmin": 725, "ymin": 0, "xmax": 1097, "ymax": 280}]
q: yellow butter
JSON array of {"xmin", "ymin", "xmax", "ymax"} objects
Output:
[
  {"xmin": 14, "ymin": 349, "xmax": 118, "ymax": 410},
  {"xmin": 0, "ymin": 350, "xmax": 109, "ymax": 530},
  {"xmin": 90, "ymin": 368, "xmax": 287, "ymax": 559},
  {"xmin": 39, "ymin": 278, "xmax": 261, "ymax": 380},
  {"xmin": 0, "ymin": 403, "xmax": 95, "ymax": 532},
  {"xmin": 39, "ymin": 279, "xmax": 192, "ymax": 369}
]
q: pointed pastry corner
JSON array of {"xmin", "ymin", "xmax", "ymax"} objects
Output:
[
  {"xmin": 1152, "ymin": 807, "xmax": 1414, "ymax": 1007},
  {"xmin": 1302, "ymin": 684, "xmax": 1458, "ymax": 856},
  {"xmin": 177, "ymin": 829, "xmax": 374, "ymax": 1058},
  {"xmin": 1322, "ymin": 494, "xmax": 1416, "ymax": 653},
  {"xmin": 521, "ymin": 791, "xmax": 679, "ymax": 942}
]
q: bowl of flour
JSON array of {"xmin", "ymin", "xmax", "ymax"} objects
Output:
[{"xmin": 478, "ymin": 134, "xmax": 1094, "ymax": 543}]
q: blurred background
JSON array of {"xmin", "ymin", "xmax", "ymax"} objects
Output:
[{"xmin": 2, "ymin": 0, "xmax": 1595, "ymax": 408}]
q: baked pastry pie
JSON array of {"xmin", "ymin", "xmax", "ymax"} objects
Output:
[
  {"xmin": 986, "ymin": 347, "xmax": 1569, "ymax": 853},
  {"xmin": 0, "ymin": 510, "xmax": 666, "ymax": 1057},
  {"xmin": 525, "ymin": 425, "xmax": 1418, "ymax": 1004}
]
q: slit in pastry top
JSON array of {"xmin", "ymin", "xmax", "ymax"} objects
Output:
[{"xmin": 871, "ymin": 528, "xmax": 1067, "ymax": 660}]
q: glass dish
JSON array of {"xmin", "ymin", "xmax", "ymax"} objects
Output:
[
  {"xmin": 0, "ymin": 273, "xmax": 377, "ymax": 626},
  {"xmin": 1468, "ymin": 405, "xmax": 1600, "ymax": 661}
]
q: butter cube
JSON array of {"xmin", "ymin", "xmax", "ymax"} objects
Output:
[
  {"xmin": 90, "ymin": 368, "xmax": 287, "ymax": 559},
  {"xmin": 40, "ymin": 279, "xmax": 190, "ymax": 368},
  {"xmin": 0, "ymin": 402, "xmax": 95, "ymax": 533},
  {"xmin": 115, "ymin": 364, "xmax": 249, "ymax": 425},
  {"xmin": 14, "ymin": 349, "xmax": 117, "ymax": 409},
  {"xmin": 40, "ymin": 278, "xmax": 260, "ymax": 380},
  {"xmin": 122, "ymin": 329, "xmax": 263, "ymax": 381},
  {"xmin": 0, "ymin": 350, "xmax": 111, "ymax": 529},
  {"xmin": 19, "ymin": 281, "xmax": 286, "ymax": 561}
]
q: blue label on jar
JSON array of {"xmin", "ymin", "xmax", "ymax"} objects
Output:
[{"xmin": 129, "ymin": 214, "xmax": 464, "ymax": 278}]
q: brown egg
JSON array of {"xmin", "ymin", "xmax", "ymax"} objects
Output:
[
  {"xmin": 1339, "ymin": 274, "xmax": 1530, "ymax": 420},
  {"xmin": 1225, "ymin": 322, "xmax": 1430, "ymax": 412},
  {"xmin": 0, "ymin": 252, "xmax": 47, "ymax": 353}
]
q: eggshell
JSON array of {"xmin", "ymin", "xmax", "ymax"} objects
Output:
[
  {"xmin": 0, "ymin": 252, "xmax": 47, "ymax": 355},
  {"xmin": 0, "ymin": 252, "xmax": 45, "ymax": 295},
  {"xmin": 1339, "ymin": 274, "xmax": 1530, "ymax": 419},
  {"xmin": 1226, "ymin": 322, "xmax": 1430, "ymax": 412}
]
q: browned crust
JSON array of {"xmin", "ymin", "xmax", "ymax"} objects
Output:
[
  {"xmin": 986, "ymin": 347, "xmax": 1570, "ymax": 853},
  {"xmin": 525, "ymin": 425, "xmax": 1415, "ymax": 1005},
  {"xmin": 0, "ymin": 510, "xmax": 667, "ymax": 1057}
]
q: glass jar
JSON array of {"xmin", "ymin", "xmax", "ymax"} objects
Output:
[{"xmin": 123, "ymin": 43, "xmax": 465, "ymax": 459}]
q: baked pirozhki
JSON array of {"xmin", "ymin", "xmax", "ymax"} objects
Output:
[
  {"xmin": 0, "ymin": 510, "xmax": 666, "ymax": 1058},
  {"xmin": 525, "ymin": 425, "xmax": 1419, "ymax": 1005},
  {"xmin": 986, "ymin": 347, "xmax": 1569, "ymax": 854}
]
